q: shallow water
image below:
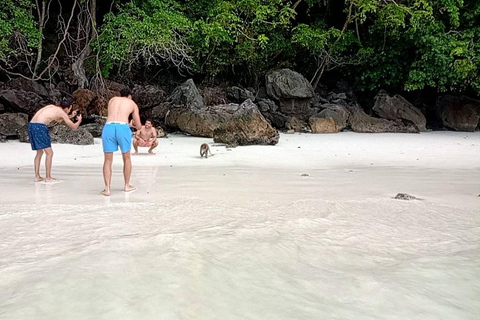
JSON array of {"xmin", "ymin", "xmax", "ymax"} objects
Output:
[{"xmin": 1, "ymin": 165, "xmax": 479, "ymax": 319}]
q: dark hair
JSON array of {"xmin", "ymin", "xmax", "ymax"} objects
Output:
[
  {"xmin": 60, "ymin": 98, "xmax": 72, "ymax": 108},
  {"xmin": 145, "ymin": 119, "xmax": 153, "ymax": 124},
  {"xmin": 120, "ymin": 88, "xmax": 132, "ymax": 97}
]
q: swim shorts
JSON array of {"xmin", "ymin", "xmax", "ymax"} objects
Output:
[
  {"xmin": 102, "ymin": 122, "xmax": 132, "ymax": 153},
  {"xmin": 138, "ymin": 139, "xmax": 153, "ymax": 147},
  {"xmin": 28, "ymin": 123, "xmax": 51, "ymax": 150}
]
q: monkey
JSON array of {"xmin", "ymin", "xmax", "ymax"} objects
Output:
[{"xmin": 200, "ymin": 143, "xmax": 212, "ymax": 158}]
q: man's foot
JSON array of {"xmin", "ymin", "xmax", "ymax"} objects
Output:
[
  {"xmin": 124, "ymin": 185, "xmax": 137, "ymax": 193},
  {"xmin": 101, "ymin": 189, "xmax": 111, "ymax": 196},
  {"xmin": 133, "ymin": 152, "xmax": 138, "ymax": 155},
  {"xmin": 45, "ymin": 177, "xmax": 58, "ymax": 183},
  {"xmin": 34, "ymin": 176, "xmax": 44, "ymax": 182},
  {"xmin": 148, "ymin": 150, "xmax": 156, "ymax": 155}
]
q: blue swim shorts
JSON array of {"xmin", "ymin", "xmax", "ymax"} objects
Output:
[
  {"xmin": 28, "ymin": 123, "xmax": 51, "ymax": 150},
  {"xmin": 101, "ymin": 122, "xmax": 132, "ymax": 153}
]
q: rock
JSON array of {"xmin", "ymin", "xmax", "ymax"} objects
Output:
[
  {"xmin": 166, "ymin": 104, "xmax": 236, "ymax": 137},
  {"xmin": 202, "ymin": 86, "xmax": 228, "ymax": 106},
  {"xmin": 257, "ymin": 98, "xmax": 278, "ymax": 112},
  {"xmin": 373, "ymin": 91, "xmax": 427, "ymax": 131},
  {"xmin": 265, "ymin": 69, "xmax": 314, "ymax": 118},
  {"xmin": 73, "ymin": 88, "xmax": 108, "ymax": 117},
  {"xmin": 264, "ymin": 112, "xmax": 288, "ymax": 129},
  {"xmin": 317, "ymin": 107, "xmax": 349, "ymax": 131},
  {"xmin": 213, "ymin": 99, "xmax": 279, "ymax": 146},
  {"xmin": 18, "ymin": 124, "xmax": 30, "ymax": 143},
  {"xmin": 168, "ymin": 79, "xmax": 204, "ymax": 108},
  {"xmin": 266, "ymin": 69, "xmax": 314, "ymax": 100},
  {"xmin": 308, "ymin": 116, "xmax": 338, "ymax": 133},
  {"xmin": 156, "ymin": 127, "xmax": 166, "ymax": 138},
  {"xmin": 394, "ymin": 193, "xmax": 422, "ymax": 200},
  {"xmin": 286, "ymin": 117, "xmax": 307, "ymax": 132},
  {"xmin": 104, "ymin": 79, "xmax": 127, "ymax": 92},
  {"xmin": 0, "ymin": 113, "xmax": 28, "ymax": 139},
  {"xmin": 347, "ymin": 103, "xmax": 419, "ymax": 133},
  {"xmin": 151, "ymin": 102, "xmax": 172, "ymax": 126},
  {"xmin": 0, "ymin": 89, "xmax": 47, "ymax": 116},
  {"xmin": 8, "ymin": 78, "xmax": 49, "ymax": 97},
  {"xmin": 227, "ymin": 86, "xmax": 255, "ymax": 103},
  {"xmin": 49, "ymin": 125, "xmax": 94, "ymax": 145},
  {"xmin": 132, "ymin": 84, "xmax": 167, "ymax": 109},
  {"xmin": 436, "ymin": 95, "xmax": 480, "ymax": 132},
  {"xmin": 81, "ymin": 123, "xmax": 104, "ymax": 138}
]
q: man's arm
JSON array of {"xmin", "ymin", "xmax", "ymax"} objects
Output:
[
  {"xmin": 132, "ymin": 103, "xmax": 142, "ymax": 130},
  {"xmin": 59, "ymin": 111, "xmax": 82, "ymax": 130},
  {"xmin": 134, "ymin": 128, "xmax": 143, "ymax": 142},
  {"xmin": 152, "ymin": 127, "xmax": 158, "ymax": 140}
]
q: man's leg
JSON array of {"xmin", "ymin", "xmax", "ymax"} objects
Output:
[
  {"xmin": 132, "ymin": 138, "xmax": 139, "ymax": 155},
  {"xmin": 148, "ymin": 140, "xmax": 158, "ymax": 155},
  {"xmin": 34, "ymin": 149, "xmax": 44, "ymax": 182},
  {"xmin": 44, "ymin": 147, "xmax": 57, "ymax": 182},
  {"xmin": 122, "ymin": 151, "xmax": 136, "ymax": 192},
  {"xmin": 102, "ymin": 152, "xmax": 113, "ymax": 196}
]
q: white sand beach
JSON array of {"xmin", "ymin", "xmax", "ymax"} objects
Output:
[{"xmin": 0, "ymin": 131, "xmax": 479, "ymax": 319}]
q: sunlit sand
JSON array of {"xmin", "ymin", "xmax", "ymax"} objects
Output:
[{"xmin": 0, "ymin": 132, "xmax": 479, "ymax": 319}]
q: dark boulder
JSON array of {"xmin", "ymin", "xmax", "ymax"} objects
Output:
[
  {"xmin": 373, "ymin": 91, "xmax": 427, "ymax": 131},
  {"xmin": 213, "ymin": 99, "xmax": 279, "ymax": 146},
  {"xmin": 49, "ymin": 125, "xmax": 94, "ymax": 145},
  {"xmin": 0, "ymin": 113, "xmax": 28, "ymax": 140},
  {"xmin": 347, "ymin": 103, "xmax": 419, "ymax": 133},
  {"xmin": 436, "ymin": 95, "xmax": 480, "ymax": 132},
  {"xmin": 265, "ymin": 69, "xmax": 314, "ymax": 119}
]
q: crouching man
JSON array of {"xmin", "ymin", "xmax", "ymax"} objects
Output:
[{"xmin": 133, "ymin": 119, "xmax": 158, "ymax": 155}]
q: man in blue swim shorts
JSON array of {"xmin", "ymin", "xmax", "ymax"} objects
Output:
[
  {"xmin": 101, "ymin": 88, "xmax": 142, "ymax": 196},
  {"xmin": 28, "ymin": 99, "xmax": 82, "ymax": 182}
]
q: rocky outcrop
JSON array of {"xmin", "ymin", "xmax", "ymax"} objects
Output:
[
  {"xmin": 0, "ymin": 89, "xmax": 47, "ymax": 116},
  {"xmin": 72, "ymin": 88, "xmax": 108, "ymax": 117},
  {"xmin": 373, "ymin": 91, "xmax": 427, "ymax": 131},
  {"xmin": 168, "ymin": 79, "xmax": 204, "ymax": 108},
  {"xmin": 166, "ymin": 104, "xmax": 237, "ymax": 137},
  {"xmin": 227, "ymin": 86, "xmax": 255, "ymax": 103},
  {"xmin": 286, "ymin": 117, "xmax": 307, "ymax": 132},
  {"xmin": 347, "ymin": 103, "xmax": 419, "ymax": 133},
  {"xmin": 308, "ymin": 117, "xmax": 338, "ymax": 133},
  {"xmin": 81, "ymin": 123, "xmax": 104, "ymax": 138},
  {"xmin": 132, "ymin": 84, "xmax": 167, "ymax": 110},
  {"xmin": 316, "ymin": 104, "xmax": 350, "ymax": 131},
  {"xmin": 0, "ymin": 113, "xmax": 28, "ymax": 141},
  {"xmin": 257, "ymin": 98, "xmax": 278, "ymax": 113},
  {"xmin": 49, "ymin": 125, "xmax": 94, "ymax": 145},
  {"xmin": 436, "ymin": 95, "xmax": 480, "ymax": 132},
  {"xmin": 213, "ymin": 99, "xmax": 279, "ymax": 146},
  {"xmin": 265, "ymin": 69, "xmax": 313, "ymax": 118}
]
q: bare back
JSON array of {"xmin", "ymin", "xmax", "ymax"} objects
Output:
[
  {"xmin": 31, "ymin": 105, "xmax": 67, "ymax": 125},
  {"xmin": 106, "ymin": 97, "xmax": 141, "ymax": 129}
]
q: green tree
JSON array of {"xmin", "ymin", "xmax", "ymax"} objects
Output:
[
  {"xmin": 0, "ymin": 0, "xmax": 41, "ymax": 77},
  {"xmin": 97, "ymin": 0, "xmax": 193, "ymax": 78}
]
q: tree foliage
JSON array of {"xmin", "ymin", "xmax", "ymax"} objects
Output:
[{"xmin": 0, "ymin": 0, "xmax": 479, "ymax": 95}]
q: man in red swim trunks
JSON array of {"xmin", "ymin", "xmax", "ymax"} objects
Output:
[{"xmin": 132, "ymin": 119, "xmax": 158, "ymax": 155}]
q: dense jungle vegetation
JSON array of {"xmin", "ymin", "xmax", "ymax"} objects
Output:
[{"xmin": 0, "ymin": 0, "xmax": 479, "ymax": 96}]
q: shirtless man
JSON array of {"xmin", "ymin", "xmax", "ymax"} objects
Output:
[
  {"xmin": 133, "ymin": 119, "xmax": 158, "ymax": 155},
  {"xmin": 101, "ymin": 88, "xmax": 142, "ymax": 196},
  {"xmin": 28, "ymin": 99, "xmax": 82, "ymax": 182}
]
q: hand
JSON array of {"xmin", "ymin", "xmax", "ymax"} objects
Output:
[{"xmin": 76, "ymin": 114, "xmax": 82, "ymax": 123}]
